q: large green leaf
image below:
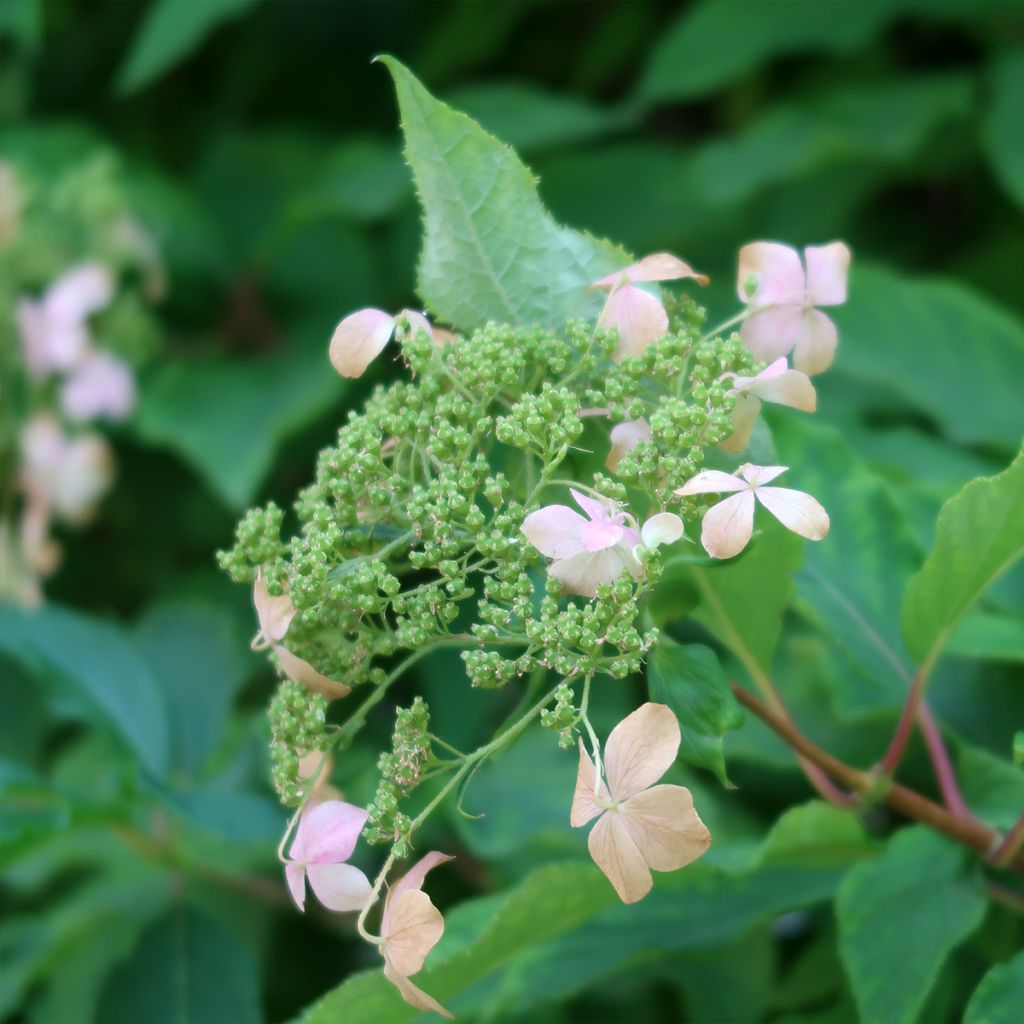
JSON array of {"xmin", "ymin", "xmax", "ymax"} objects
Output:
[
  {"xmin": 688, "ymin": 516, "xmax": 804, "ymax": 681},
  {"xmin": 902, "ymin": 445, "xmax": 1024, "ymax": 675},
  {"xmin": 97, "ymin": 906, "xmax": 261, "ymax": 1024},
  {"xmin": 136, "ymin": 320, "xmax": 348, "ymax": 509},
  {"xmin": 647, "ymin": 639, "xmax": 745, "ymax": 785},
  {"xmin": 379, "ymin": 56, "xmax": 629, "ymax": 333},
  {"xmin": 116, "ymin": 0, "xmax": 260, "ymax": 94},
  {"xmin": 837, "ymin": 828, "xmax": 987, "ymax": 1024},
  {"xmin": 947, "ymin": 610, "xmax": 1024, "ymax": 664},
  {"xmin": 0, "ymin": 605, "xmax": 169, "ymax": 778},
  {"xmin": 828, "ymin": 266, "xmax": 1024, "ymax": 451},
  {"xmin": 965, "ymin": 951, "xmax": 1024, "ymax": 1024},
  {"xmin": 984, "ymin": 51, "xmax": 1024, "ymax": 210}
]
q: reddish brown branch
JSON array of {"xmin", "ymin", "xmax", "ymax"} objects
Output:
[{"xmin": 730, "ymin": 682, "xmax": 1024, "ymax": 874}]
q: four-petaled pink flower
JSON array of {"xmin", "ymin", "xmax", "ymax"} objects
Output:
[
  {"xmin": 60, "ymin": 350, "xmax": 137, "ymax": 422},
  {"xmin": 284, "ymin": 800, "xmax": 372, "ymax": 912},
  {"xmin": 380, "ymin": 851, "xmax": 454, "ymax": 1019},
  {"xmin": 252, "ymin": 570, "xmax": 351, "ymax": 699},
  {"xmin": 572, "ymin": 703, "xmax": 711, "ymax": 904},
  {"xmin": 738, "ymin": 241, "xmax": 850, "ymax": 376},
  {"xmin": 718, "ymin": 357, "xmax": 816, "ymax": 453},
  {"xmin": 329, "ymin": 308, "xmax": 438, "ymax": 378},
  {"xmin": 592, "ymin": 253, "xmax": 708, "ymax": 361},
  {"xmin": 522, "ymin": 488, "xmax": 683, "ymax": 597},
  {"xmin": 677, "ymin": 464, "xmax": 829, "ymax": 560},
  {"xmin": 17, "ymin": 263, "xmax": 114, "ymax": 377}
]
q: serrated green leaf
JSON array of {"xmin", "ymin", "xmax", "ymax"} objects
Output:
[
  {"xmin": 965, "ymin": 951, "xmax": 1024, "ymax": 1024},
  {"xmin": 647, "ymin": 640, "xmax": 744, "ymax": 785},
  {"xmin": 984, "ymin": 51, "xmax": 1024, "ymax": 211},
  {"xmin": 378, "ymin": 56, "xmax": 629, "ymax": 333},
  {"xmin": 828, "ymin": 266, "xmax": 1024, "ymax": 451},
  {"xmin": 902, "ymin": 445, "xmax": 1024, "ymax": 675},
  {"xmin": 116, "ymin": 0, "xmax": 259, "ymax": 95},
  {"xmin": 837, "ymin": 828, "xmax": 987, "ymax": 1024},
  {"xmin": 0, "ymin": 605, "xmax": 169, "ymax": 778}
]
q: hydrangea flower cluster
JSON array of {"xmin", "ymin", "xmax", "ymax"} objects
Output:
[
  {"xmin": 222, "ymin": 241, "xmax": 849, "ymax": 1015},
  {"xmin": 1, "ymin": 154, "xmax": 163, "ymax": 605}
]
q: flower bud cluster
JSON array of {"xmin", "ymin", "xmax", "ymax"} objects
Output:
[
  {"xmin": 269, "ymin": 681, "xmax": 329, "ymax": 806},
  {"xmin": 540, "ymin": 681, "xmax": 580, "ymax": 748}
]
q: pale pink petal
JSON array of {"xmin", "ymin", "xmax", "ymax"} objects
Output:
[
  {"xmin": 549, "ymin": 544, "xmax": 642, "ymax": 598},
  {"xmin": 570, "ymin": 488, "xmax": 614, "ymax": 522},
  {"xmin": 274, "ymin": 645, "xmax": 351, "ymax": 700},
  {"xmin": 16, "ymin": 300, "xmax": 50, "ymax": 377},
  {"xmin": 700, "ymin": 491, "xmax": 756, "ymax": 559},
  {"xmin": 740, "ymin": 304, "xmax": 806, "ymax": 364},
  {"xmin": 60, "ymin": 351, "xmax": 137, "ymax": 422},
  {"xmin": 718, "ymin": 392, "xmax": 761, "ymax": 454},
  {"xmin": 285, "ymin": 862, "xmax": 307, "ymax": 911},
  {"xmin": 329, "ymin": 308, "xmax": 396, "ymax": 378},
  {"xmin": 675, "ymin": 469, "xmax": 747, "ymax": 496},
  {"xmin": 755, "ymin": 486, "xmax": 830, "ymax": 542},
  {"xmin": 606, "ymin": 418, "xmax": 651, "ymax": 472},
  {"xmin": 598, "ymin": 284, "xmax": 669, "ymax": 360},
  {"xmin": 603, "ymin": 703, "xmax": 681, "ymax": 801},
  {"xmin": 398, "ymin": 309, "xmax": 433, "ymax": 341},
  {"xmin": 521, "ymin": 505, "xmax": 587, "ymax": 559},
  {"xmin": 51, "ymin": 434, "xmax": 114, "ymax": 523},
  {"xmin": 738, "ymin": 464, "xmax": 789, "ymax": 486},
  {"xmin": 737, "ymin": 242, "xmax": 805, "ymax": 305},
  {"xmin": 745, "ymin": 363, "xmax": 816, "ymax": 412},
  {"xmin": 382, "ymin": 890, "xmax": 445, "ymax": 976},
  {"xmin": 580, "ymin": 516, "xmax": 626, "ymax": 552},
  {"xmin": 791, "ymin": 308, "xmax": 838, "ymax": 376},
  {"xmin": 570, "ymin": 741, "xmax": 610, "ymax": 828},
  {"xmin": 307, "ymin": 862, "xmax": 372, "ymax": 912},
  {"xmin": 252, "ymin": 571, "xmax": 295, "ymax": 646},
  {"xmin": 388, "ymin": 851, "xmax": 455, "ymax": 906},
  {"xmin": 291, "ymin": 800, "xmax": 368, "ymax": 864},
  {"xmin": 594, "ymin": 253, "xmax": 708, "ymax": 289},
  {"xmin": 640, "ymin": 512, "xmax": 684, "ymax": 550},
  {"xmin": 620, "ymin": 784, "xmax": 711, "ymax": 872},
  {"xmin": 804, "ymin": 242, "xmax": 850, "ymax": 306},
  {"xmin": 46, "ymin": 263, "xmax": 114, "ymax": 320},
  {"xmin": 383, "ymin": 963, "xmax": 453, "ymax": 1019},
  {"xmin": 588, "ymin": 811, "xmax": 652, "ymax": 904}
]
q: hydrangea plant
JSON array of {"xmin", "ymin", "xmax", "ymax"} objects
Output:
[{"xmin": 219, "ymin": 60, "xmax": 1023, "ymax": 1017}]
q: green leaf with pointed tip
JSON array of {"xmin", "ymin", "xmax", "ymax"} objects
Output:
[
  {"xmin": 647, "ymin": 640, "xmax": 744, "ymax": 785},
  {"xmin": 965, "ymin": 952, "xmax": 1024, "ymax": 1024},
  {"xmin": 378, "ymin": 56, "xmax": 630, "ymax": 333},
  {"xmin": 837, "ymin": 828, "xmax": 987, "ymax": 1024},
  {"xmin": 902, "ymin": 445, "xmax": 1024, "ymax": 675}
]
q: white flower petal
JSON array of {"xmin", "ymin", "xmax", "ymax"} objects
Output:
[
  {"xmin": 737, "ymin": 464, "xmax": 789, "ymax": 486},
  {"xmin": 604, "ymin": 703, "xmax": 681, "ymax": 801},
  {"xmin": 718, "ymin": 392, "xmax": 762, "ymax": 453},
  {"xmin": 640, "ymin": 512, "xmax": 684, "ymax": 550},
  {"xmin": 521, "ymin": 505, "xmax": 588, "ymax": 559},
  {"xmin": 588, "ymin": 811, "xmax": 652, "ymax": 904},
  {"xmin": 570, "ymin": 741, "xmax": 610, "ymax": 827},
  {"xmin": 285, "ymin": 863, "xmax": 306, "ymax": 911},
  {"xmin": 383, "ymin": 890, "xmax": 445, "ymax": 976},
  {"xmin": 383, "ymin": 963, "xmax": 453, "ymax": 1019},
  {"xmin": 307, "ymin": 862, "xmax": 372, "ymax": 913},
  {"xmin": 804, "ymin": 241, "xmax": 850, "ymax": 306},
  {"xmin": 791, "ymin": 308, "xmax": 838, "ymax": 376},
  {"xmin": 275, "ymin": 645, "xmax": 351, "ymax": 700},
  {"xmin": 328, "ymin": 308, "xmax": 396, "ymax": 378},
  {"xmin": 549, "ymin": 543, "xmax": 642, "ymax": 597},
  {"xmin": 606, "ymin": 418, "xmax": 651, "ymax": 472},
  {"xmin": 676, "ymin": 469, "xmax": 747, "ymax": 496},
  {"xmin": 252, "ymin": 571, "xmax": 295, "ymax": 646},
  {"xmin": 620, "ymin": 784, "xmax": 711, "ymax": 872},
  {"xmin": 598, "ymin": 284, "xmax": 669, "ymax": 360},
  {"xmin": 700, "ymin": 491, "xmax": 756, "ymax": 559},
  {"xmin": 737, "ymin": 242, "xmax": 805, "ymax": 305},
  {"xmin": 755, "ymin": 486, "xmax": 830, "ymax": 542}
]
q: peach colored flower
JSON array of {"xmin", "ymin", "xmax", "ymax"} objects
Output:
[
  {"xmin": 592, "ymin": 253, "xmax": 708, "ymax": 361},
  {"xmin": 572, "ymin": 703, "xmax": 710, "ymax": 904},
  {"xmin": 380, "ymin": 851, "xmax": 454, "ymax": 1019},
  {"xmin": 605, "ymin": 417, "xmax": 652, "ymax": 472},
  {"xmin": 738, "ymin": 241, "xmax": 849, "ymax": 375},
  {"xmin": 329, "ymin": 308, "xmax": 437, "ymax": 378},
  {"xmin": 284, "ymin": 800, "xmax": 371, "ymax": 912},
  {"xmin": 252, "ymin": 571, "xmax": 351, "ymax": 699},
  {"xmin": 677, "ymin": 464, "xmax": 829, "ymax": 559},
  {"xmin": 718, "ymin": 357, "xmax": 816, "ymax": 453}
]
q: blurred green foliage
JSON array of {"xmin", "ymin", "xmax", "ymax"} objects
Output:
[{"xmin": 1, "ymin": 2, "xmax": 1023, "ymax": 1023}]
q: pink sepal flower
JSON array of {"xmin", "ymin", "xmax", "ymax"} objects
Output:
[
  {"xmin": 676, "ymin": 463, "xmax": 829, "ymax": 559},
  {"xmin": 381, "ymin": 852, "xmax": 454, "ymax": 1019},
  {"xmin": 737, "ymin": 241, "xmax": 850, "ymax": 375},
  {"xmin": 571, "ymin": 703, "xmax": 710, "ymax": 904},
  {"xmin": 718, "ymin": 357, "xmax": 816, "ymax": 453},
  {"xmin": 60, "ymin": 350, "xmax": 137, "ymax": 423},
  {"xmin": 284, "ymin": 800, "xmax": 372, "ymax": 913},
  {"xmin": 593, "ymin": 253, "xmax": 708, "ymax": 361},
  {"xmin": 605, "ymin": 417, "xmax": 652, "ymax": 472},
  {"xmin": 17, "ymin": 263, "xmax": 114, "ymax": 377},
  {"xmin": 252, "ymin": 571, "xmax": 351, "ymax": 699},
  {"xmin": 328, "ymin": 308, "xmax": 444, "ymax": 378}
]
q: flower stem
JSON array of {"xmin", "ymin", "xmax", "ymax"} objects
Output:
[{"xmin": 878, "ymin": 669, "xmax": 927, "ymax": 775}]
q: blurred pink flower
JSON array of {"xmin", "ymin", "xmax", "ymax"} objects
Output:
[
  {"xmin": 17, "ymin": 263, "xmax": 114, "ymax": 377},
  {"xmin": 60, "ymin": 350, "xmax": 136, "ymax": 422},
  {"xmin": 252, "ymin": 571, "xmax": 351, "ymax": 699},
  {"xmin": 571, "ymin": 703, "xmax": 710, "ymax": 904},
  {"xmin": 284, "ymin": 800, "xmax": 372, "ymax": 912},
  {"xmin": 677, "ymin": 463, "xmax": 829, "ymax": 559},
  {"xmin": 718, "ymin": 357, "xmax": 816, "ymax": 453},
  {"xmin": 593, "ymin": 253, "xmax": 708, "ymax": 361},
  {"xmin": 737, "ymin": 241, "xmax": 850, "ymax": 375},
  {"xmin": 329, "ymin": 308, "xmax": 438, "ymax": 378},
  {"xmin": 380, "ymin": 851, "xmax": 454, "ymax": 1019}
]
